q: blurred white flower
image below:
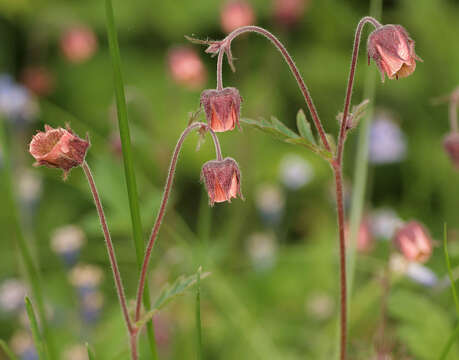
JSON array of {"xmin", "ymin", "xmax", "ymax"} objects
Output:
[
  {"xmin": 246, "ymin": 232, "xmax": 278, "ymax": 270},
  {"xmin": 305, "ymin": 292, "xmax": 334, "ymax": 320},
  {"xmin": 51, "ymin": 225, "xmax": 86, "ymax": 266},
  {"xmin": 0, "ymin": 279, "xmax": 27, "ymax": 313},
  {"xmin": 18, "ymin": 170, "xmax": 42, "ymax": 205},
  {"xmin": 0, "ymin": 75, "xmax": 38, "ymax": 123},
  {"xmin": 81, "ymin": 291, "xmax": 104, "ymax": 323},
  {"xmin": 64, "ymin": 345, "xmax": 88, "ymax": 360},
  {"xmin": 369, "ymin": 114, "xmax": 406, "ymax": 164},
  {"xmin": 370, "ymin": 208, "xmax": 403, "ymax": 240},
  {"xmin": 10, "ymin": 330, "xmax": 37, "ymax": 360},
  {"xmin": 279, "ymin": 154, "xmax": 314, "ymax": 190},
  {"xmin": 255, "ymin": 184, "xmax": 285, "ymax": 225},
  {"xmin": 69, "ymin": 264, "xmax": 103, "ymax": 293}
]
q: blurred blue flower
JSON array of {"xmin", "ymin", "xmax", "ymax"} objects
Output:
[
  {"xmin": 80, "ymin": 291, "xmax": 104, "ymax": 324},
  {"xmin": 51, "ymin": 225, "xmax": 86, "ymax": 267},
  {"xmin": 0, "ymin": 75, "xmax": 38, "ymax": 124},
  {"xmin": 369, "ymin": 114, "xmax": 406, "ymax": 164},
  {"xmin": 246, "ymin": 232, "xmax": 278, "ymax": 271},
  {"xmin": 0, "ymin": 279, "xmax": 27, "ymax": 314},
  {"xmin": 10, "ymin": 331, "xmax": 38, "ymax": 360},
  {"xmin": 255, "ymin": 184, "xmax": 285, "ymax": 226},
  {"xmin": 406, "ymin": 263, "xmax": 438, "ymax": 287},
  {"xmin": 370, "ymin": 208, "xmax": 403, "ymax": 240},
  {"xmin": 69, "ymin": 264, "xmax": 103, "ymax": 297}
]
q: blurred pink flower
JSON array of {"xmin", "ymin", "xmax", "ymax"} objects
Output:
[
  {"xmin": 60, "ymin": 26, "xmax": 98, "ymax": 63},
  {"xmin": 220, "ymin": 0, "xmax": 255, "ymax": 34},
  {"xmin": 393, "ymin": 221, "xmax": 432, "ymax": 263},
  {"xmin": 273, "ymin": 0, "xmax": 308, "ymax": 27},
  {"xmin": 20, "ymin": 66, "xmax": 55, "ymax": 96},
  {"xmin": 167, "ymin": 47, "xmax": 207, "ymax": 89}
]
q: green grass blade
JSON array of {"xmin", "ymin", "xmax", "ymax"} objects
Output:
[
  {"xmin": 0, "ymin": 118, "xmax": 56, "ymax": 360},
  {"xmin": 25, "ymin": 297, "xmax": 47, "ymax": 360},
  {"xmin": 86, "ymin": 343, "xmax": 96, "ymax": 360},
  {"xmin": 104, "ymin": 0, "xmax": 158, "ymax": 357},
  {"xmin": 0, "ymin": 339, "xmax": 19, "ymax": 360},
  {"xmin": 438, "ymin": 223, "xmax": 459, "ymax": 360},
  {"xmin": 196, "ymin": 267, "xmax": 203, "ymax": 360}
]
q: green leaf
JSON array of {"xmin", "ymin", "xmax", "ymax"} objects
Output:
[
  {"xmin": 86, "ymin": 343, "xmax": 96, "ymax": 360},
  {"xmin": 25, "ymin": 297, "xmax": 47, "ymax": 360},
  {"xmin": 270, "ymin": 116, "xmax": 300, "ymax": 139},
  {"xmin": 296, "ymin": 109, "xmax": 317, "ymax": 145},
  {"xmin": 136, "ymin": 271, "xmax": 210, "ymax": 329},
  {"xmin": 0, "ymin": 340, "xmax": 19, "ymax": 360}
]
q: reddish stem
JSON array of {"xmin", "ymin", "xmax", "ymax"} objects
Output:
[
  {"xmin": 135, "ymin": 122, "xmax": 222, "ymax": 321},
  {"xmin": 336, "ymin": 16, "xmax": 381, "ymax": 164},
  {"xmin": 82, "ymin": 161, "xmax": 137, "ymax": 359},
  {"xmin": 219, "ymin": 25, "xmax": 332, "ymax": 153}
]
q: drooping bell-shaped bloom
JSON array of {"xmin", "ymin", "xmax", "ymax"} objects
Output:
[
  {"xmin": 201, "ymin": 157, "xmax": 243, "ymax": 205},
  {"xmin": 29, "ymin": 125, "xmax": 90, "ymax": 178},
  {"xmin": 367, "ymin": 24, "xmax": 422, "ymax": 82},
  {"xmin": 443, "ymin": 132, "xmax": 459, "ymax": 169},
  {"xmin": 393, "ymin": 221, "xmax": 432, "ymax": 263},
  {"xmin": 200, "ymin": 87, "xmax": 242, "ymax": 132}
]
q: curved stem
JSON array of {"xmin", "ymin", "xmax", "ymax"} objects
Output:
[
  {"xmin": 336, "ymin": 16, "xmax": 381, "ymax": 164},
  {"xmin": 135, "ymin": 123, "xmax": 222, "ymax": 321},
  {"xmin": 216, "ymin": 49, "xmax": 224, "ymax": 91},
  {"xmin": 219, "ymin": 25, "xmax": 332, "ymax": 153},
  {"xmin": 449, "ymin": 92, "xmax": 458, "ymax": 133},
  {"xmin": 333, "ymin": 165, "xmax": 348, "ymax": 360},
  {"xmin": 82, "ymin": 162, "xmax": 137, "ymax": 358}
]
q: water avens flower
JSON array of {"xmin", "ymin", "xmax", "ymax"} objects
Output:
[
  {"xmin": 200, "ymin": 87, "xmax": 242, "ymax": 132},
  {"xmin": 367, "ymin": 24, "xmax": 422, "ymax": 82},
  {"xmin": 443, "ymin": 132, "xmax": 459, "ymax": 169},
  {"xmin": 393, "ymin": 221, "xmax": 433, "ymax": 263},
  {"xmin": 29, "ymin": 125, "xmax": 90, "ymax": 178},
  {"xmin": 201, "ymin": 157, "xmax": 243, "ymax": 205}
]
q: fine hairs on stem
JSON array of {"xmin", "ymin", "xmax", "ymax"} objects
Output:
[
  {"xmin": 134, "ymin": 122, "xmax": 222, "ymax": 322},
  {"xmin": 204, "ymin": 17, "xmax": 381, "ymax": 360}
]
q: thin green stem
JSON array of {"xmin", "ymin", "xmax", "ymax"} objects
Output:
[
  {"xmin": 347, "ymin": 0, "xmax": 383, "ymax": 302},
  {"xmin": 0, "ymin": 118, "xmax": 56, "ymax": 360},
  {"xmin": 196, "ymin": 268, "xmax": 203, "ymax": 360},
  {"xmin": 104, "ymin": 0, "xmax": 158, "ymax": 357},
  {"xmin": 25, "ymin": 297, "xmax": 47, "ymax": 360},
  {"xmin": 439, "ymin": 323, "xmax": 459, "ymax": 360}
]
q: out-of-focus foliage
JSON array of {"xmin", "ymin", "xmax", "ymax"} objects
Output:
[{"xmin": 1, "ymin": 0, "xmax": 459, "ymax": 359}]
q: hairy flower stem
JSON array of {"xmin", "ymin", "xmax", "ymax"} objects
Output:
[
  {"xmin": 333, "ymin": 16, "xmax": 381, "ymax": 360},
  {"xmin": 82, "ymin": 162, "xmax": 137, "ymax": 359},
  {"xmin": 135, "ymin": 123, "xmax": 222, "ymax": 322},
  {"xmin": 217, "ymin": 25, "xmax": 332, "ymax": 153}
]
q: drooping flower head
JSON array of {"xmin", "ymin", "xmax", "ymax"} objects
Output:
[
  {"xmin": 393, "ymin": 221, "xmax": 432, "ymax": 263},
  {"xmin": 443, "ymin": 132, "xmax": 459, "ymax": 169},
  {"xmin": 367, "ymin": 24, "xmax": 422, "ymax": 82},
  {"xmin": 201, "ymin": 157, "xmax": 243, "ymax": 205},
  {"xmin": 29, "ymin": 125, "xmax": 90, "ymax": 178},
  {"xmin": 200, "ymin": 87, "xmax": 242, "ymax": 132}
]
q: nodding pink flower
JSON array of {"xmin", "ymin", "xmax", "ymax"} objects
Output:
[
  {"xmin": 273, "ymin": 0, "xmax": 308, "ymax": 27},
  {"xmin": 443, "ymin": 132, "xmax": 459, "ymax": 169},
  {"xmin": 220, "ymin": 0, "xmax": 255, "ymax": 34},
  {"xmin": 167, "ymin": 47, "xmax": 207, "ymax": 89},
  {"xmin": 393, "ymin": 221, "xmax": 432, "ymax": 263},
  {"xmin": 201, "ymin": 157, "xmax": 243, "ymax": 206},
  {"xmin": 60, "ymin": 26, "xmax": 98, "ymax": 64},
  {"xmin": 29, "ymin": 125, "xmax": 90, "ymax": 178},
  {"xmin": 200, "ymin": 87, "xmax": 242, "ymax": 132},
  {"xmin": 20, "ymin": 66, "xmax": 54, "ymax": 96},
  {"xmin": 367, "ymin": 24, "xmax": 422, "ymax": 82}
]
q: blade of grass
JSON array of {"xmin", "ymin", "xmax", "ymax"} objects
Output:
[
  {"xmin": 25, "ymin": 297, "xmax": 47, "ymax": 360},
  {"xmin": 86, "ymin": 343, "xmax": 96, "ymax": 360},
  {"xmin": 0, "ymin": 339, "xmax": 19, "ymax": 360},
  {"xmin": 104, "ymin": 0, "xmax": 158, "ymax": 357},
  {"xmin": 438, "ymin": 223, "xmax": 459, "ymax": 360},
  {"xmin": 0, "ymin": 118, "xmax": 56, "ymax": 360},
  {"xmin": 196, "ymin": 267, "xmax": 203, "ymax": 360}
]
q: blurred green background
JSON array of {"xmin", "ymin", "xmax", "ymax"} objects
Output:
[{"xmin": 1, "ymin": 0, "xmax": 459, "ymax": 359}]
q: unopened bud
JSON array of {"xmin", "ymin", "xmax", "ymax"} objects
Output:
[
  {"xmin": 200, "ymin": 87, "xmax": 242, "ymax": 132},
  {"xmin": 201, "ymin": 157, "xmax": 243, "ymax": 206}
]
